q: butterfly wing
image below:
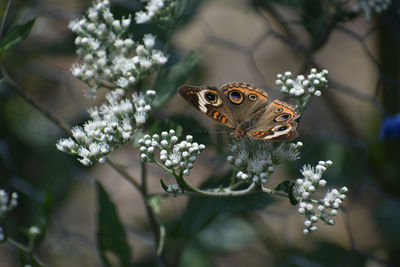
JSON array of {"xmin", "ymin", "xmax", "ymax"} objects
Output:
[
  {"xmin": 179, "ymin": 85, "xmax": 236, "ymax": 129},
  {"xmin": 246, "ymin": 100, "xmax": 300, "ymax": 140},
  {"xmin": 219, "ymin": 82, "xmax": 269, "ymax": 126}
]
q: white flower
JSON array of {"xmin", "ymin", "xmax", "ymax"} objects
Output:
[
  {"xmin": 116, "ymin": 77, "xmax": 129, "ymax": 88},
  {"xmin": 135, "ymin": 11, "xmax": 151, "ymax": 24},
  {"xmin": 152, "ymin": 51, "xmax": 168, "ymax": 64},
  {"xmin": 139, "ymin": 57, "xmax": 153, "ymax": 69},
  {"xmin": 143, "ymin": 34, "xmax": 156, "ymax": 48},
  {"xmin": 134, "ymin": 109, "xmax": 147, "ymax": 125},
  {"xmin": 169, "ymin": 146, "xmax": 182, "ymax": 165},
  {"xmin": 0, "ymin": 190, "xmax": 18, "ymax": 217}
]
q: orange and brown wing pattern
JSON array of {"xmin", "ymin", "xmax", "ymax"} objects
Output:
[
  {"xmin": 179, "ymin": 85, "xmax": 236, "ymax": 129},
  {"xmin": 246, "ymin": 100, "xmax": 300, "ymax": 141}
]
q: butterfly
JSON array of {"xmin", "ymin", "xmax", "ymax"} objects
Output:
[{"xmin": 179, "ymin": 82, "xmax": 300, "ymax": 140}]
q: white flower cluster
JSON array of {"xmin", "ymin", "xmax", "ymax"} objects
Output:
[
  {"xmin": 0, "ymin": 189, "xmax": 18, "ymax": 218},
  {"xmin": 276, "ymin": 69, "xmax": 328, "ymax": 98},
  {"xmin": 167, "ymin": 184, "xmax": 183, "ymax": 196},
  {"xmin": 0, "ymin": 189, "xmax": 18, "ymax": 241},
  {"xmin": 69, "ymin": 0, "xmax": 168, "ymax": 97},
  {"xmin": 228, "ymin": 140, "xmax": 302, "ymax": 185},
  {"xmin": 139, "ymin": 130, "xmax": 205, "ymax": 176},
  {"xmin": 293, "ymin": 161, "xmax": 348, "ymax": 234},
  {"xmin": 352, "ymin": 0, "xmax": 391, "ymax": 19},
  {"xmin": 56, "ymin": 90, "xmax": 156, "ymax": 165},
  {"xmin": 135, "ymin": 0, "xmax": 176, "ymax": 24}
]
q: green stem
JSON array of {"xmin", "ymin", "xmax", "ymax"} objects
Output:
[
  {"xmin": 156, "ymin": 214, "xmax": 166, "ymax": 256},
  {"xmin": 140, "ymin": 161, "xmax": 170, "ymax": 267},
  {"xmin": 181, "ymin": 175, "xmax": 257, "ymax": 196},
  {"xmin": 7, "ymin": 237, "xmax": 45, "ymax": 267},
  {"xmin": 152, "ymin": 159, "xmax": 174, "ymax": 175},
  {"xmin": 1, "ymin": 66, "xmax": 72, "ymax": 134},
  {"xmin": 261, "ymin": 187, "xmax": 319, "ymax": 204},
  {"xmin": 261, "ymin": 187, "xmax": 291, "ymax": 198},
  {"xmin": 106, "ymin": 159, "xmax": 141, "ymax": 192}
]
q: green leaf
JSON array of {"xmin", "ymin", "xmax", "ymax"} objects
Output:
[
  {"xmin": 288, "ymin": 184, "xmax": 298, "ymax": 206},
  {"xmin": 160, "ymin": 179, "xmax": 169, "ymax": 192},
  {"xmin": 0, "ymin": 18, "xmax": 35, "ymax": 55},
  {"xmin": 18, "ymin": 249, "xmax": 28, "ymax": 266},
  {"xmin": 33, "ymin": 189, "xmax": 53, "ymax": 245},
  {"xmin": 274, "ymin": 180, "xmax": 295, "ymax": 193},
  {"xmin": 274, "ymin": 180, "xmax": 298, "ymax": 205},
  {"xmin": 146, "ymin": 117, "xmax": 183, "ymax": 138},
  {"xmin": 173, "ymin": 173, "xmax": 274, "ymax": 240},
  {"xmin": 180, "ymin": 192, "xmax": 273, "ymax": 236},
  {"xmin": 275, "ymin": 242, "xmax": 366, "ymax": 267},
  {"xmin": 174, "ymin": 0, "xmax": 189, "ymax": 18},
  {"xmin": 152, "ymin": 51, "xmax": 198, "ymax": 108},
  {"xmin": 147, "ymin": 195, "xmax": 164, "ymax": 214},
  {"xmin": 96, "ymin": 181, "xmax": 132, "ymax": 267}
]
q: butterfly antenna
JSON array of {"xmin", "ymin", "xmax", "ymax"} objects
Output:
[{"xmin": 206, "ymin": 129, "xmax": 230, "ymax": 135}]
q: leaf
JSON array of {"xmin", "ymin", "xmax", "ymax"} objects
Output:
[
  {"xmin": 275, "ymin": 242, "xmax": 366, "ymax": 267},
  {"xmin": 274, "ymin": 180, "xmax": 295, "ymax": 193},
  {"xmin": 33, "ymin": 189, "xmax": 53, "ymax": 245},
  {"xmin": 152, "ymin": 51, "xmax": 198, "ymax": 108},
  {"xmin": 0, "ymin": 19, "xmax": 35, "ymax": 54},
  {"xmin": 180, "ymin": 192, "xmax": 273, "ymax": 237},
  {"xmin": 172, "ymin": 174, "xmax": 274, "ymax": 240},
  {"xmin": 288, "ymin": 184, "xmax": 298, "ymax": 206},
  {"xmin": 160, "ymin": 179, "xmax": 169, "ymax": 192},
  {"xmin": 147, "ymin": 195, "xmax": 164, "ymax": 214},
  {"xmin": 96, "ymin": 181, "xmax": 132, "ymax": 267},
  {"xmin": 146, "ymin": 117, "xmax": 183, "ymax": 138},
  {"xmin": 18, "ymin": 250, "xmax": 28, "ymax": 266},
  {"xmin": 274, "ymin": 180, "xmax": 298, "ymax": 205},
  {"xmin": 174, "ymin": 0, "xmax": 189, "ymax": 18}
]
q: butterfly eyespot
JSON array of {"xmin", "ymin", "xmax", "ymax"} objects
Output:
[
  {"xmin": 248, "ymin": 94, "xmax": 258, "ymax": 101},
  {"xmin": 277, "ymin": 126, "xmax": 288, "ymax": 132},
  {"xmin": 275, "ymin": 113, "xmax": 291, "ymax": 122},
  {"xmin": 275, "ymin": 108, "xmax": 283, "ymax": 113},
  {"xmin": 205, "ymin": 92, "xmax": 217, "ymax": 103},
  {"xmin": 228, "ymin": 90, "xmax": 244, "ymax": 104}
]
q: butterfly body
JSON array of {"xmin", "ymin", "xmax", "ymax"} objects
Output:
[{"xmin": 179, "ymin": 82, "xmax": 300, "ymax": 141}]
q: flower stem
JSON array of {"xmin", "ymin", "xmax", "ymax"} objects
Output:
[
  {"xmin": 7, "ymin": 237, "xmax": 45, "ymax": 267},
  {"xmin": 261, "ymin": 187, "xmax": 290, "ymax": 198},
  {"xmin": 181, "ymin": 175, "xmax": 257, "ymax": 197},
  {"xmin": 106, "ymin": 159, "xmax": 141, "ymax": 192},
  {"xmin": 140, "ymin": 161, "xmax": 170, "ymax": 267}
]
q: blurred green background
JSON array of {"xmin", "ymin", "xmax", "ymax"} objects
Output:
[{"xmin": 1, "ymin": 0, "xmax": 400, "ymax": 266}]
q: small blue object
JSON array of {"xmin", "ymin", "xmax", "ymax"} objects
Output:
[{"xmin": 380, "ymin": 113, "xmax": 400, "ymax": 140}]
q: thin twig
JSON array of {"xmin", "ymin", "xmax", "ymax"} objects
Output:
[
  {"xmin": 140, "ymin": 161, "xmax": 170, "ymax": 267},
  {"xmin": 341, "ymin": 206, "xmax": 356, "ymax": 251},
  {"xmin": 7, "ymin": 237, "xmax": 45, "ymax": 267},
  {"xmin": 1, "ymin": 66, "xmax": 72, "ymax": 134},
  {"xmin": 106, "ymin": 159, "xmax": 141, "ymax": 192}
]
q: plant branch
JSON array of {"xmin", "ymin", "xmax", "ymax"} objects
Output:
[
  {"xmin": 140, "ymin": 161, "xmax": 170, "ymax": 267},
  {"xmin": 1, "ymin": 66, "xmax": 72, "ymax": 134},
  {"xmin": 7, "ymin": 237, "xmax": 45, "ymax": 267},
  {"xmin": 261, "ymin": 187, "xmax": 291, "ymax": 198},
  {"xmin": 106, "ymin": 159, "xmax": 141, "ymax": 192},
  {"xmin": 182, "ymin": 177, "xmax": 257, "ymax": 196}
]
